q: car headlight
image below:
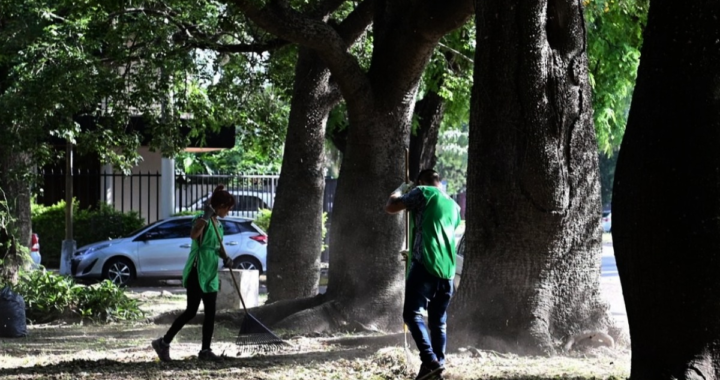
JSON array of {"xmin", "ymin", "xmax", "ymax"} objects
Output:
[{"xmin": 74, "ymin": 244, "xmax": 111, "ymax": 257}]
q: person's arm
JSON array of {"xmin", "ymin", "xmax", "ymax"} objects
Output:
[
  {"xmin": 385, "ymin": 190, "xmax": 407, "ymax": 214},
  {"xmin": 190, "ymin": 218, "xmax": 207, "ymax": 240},
  {"xmin": 385, "ymin": 186, "xmax": 423, "ymax": 214},
  {"xmin": 190, "ymin": 201, "xmax": 215, "ymax": 240}
]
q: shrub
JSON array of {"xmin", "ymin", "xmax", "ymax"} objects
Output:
[
  {"xmin": 255, "ymin": 208, "xmax": 328, "ymax": 251},
  {"xmin": 31, "ymin": 200, "xmax": 145, "ymax": 268},
  {"xmin": 14, "ymin": 269, "xmax": 144, "ymax": 323},
  {"xmin": 254, "ymin": 208, "xmax": 272, "ymax": 233},
  {"xmin": 74, "ymin": 280, "xmax": 145, "ymax": 322}
]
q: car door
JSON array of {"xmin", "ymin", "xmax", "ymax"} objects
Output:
[
  {"xmin": 135, "ymin": 219, "xmax": 194, "ymax": 277},
  {"xmin": 214, "ymin": 220, "xmax": 242, "ymax": 268}
]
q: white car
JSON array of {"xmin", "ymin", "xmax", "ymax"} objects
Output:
[
  {"xmin": 70, "ymin": 216, "xmax": 267, "ymax": 286},
  {"xmin": 179, "ymin": 190, "xmax": 274, "ymax": 220},
  {"xmin": 602, "ymin": 211, "xmax": 612, "ymax": 232}
]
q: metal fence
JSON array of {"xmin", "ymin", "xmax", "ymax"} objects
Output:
[
  {"xmin": 175, "ymin": 174, "xmax": 280, "ymax": 219},
  {"xmin": 37, "ymin": 169, "xmax": 162, "ymax": 223}
]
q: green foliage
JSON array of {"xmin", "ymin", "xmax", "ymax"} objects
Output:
[
  {"xmin": 14, "ymin": 269, "xmax": 144, "ymax": 323},
  {"xmin": 255, "ymin": 208, "xmax": 328, "ymax": 250},
  {"xmin": 31, "ymin": 199, "xmax": 145, "ymax": 268},
  {"xmin": 599, "ymin": 150, "xmax": 619, "ymax": 207},
  {"xmin": 585, "ymin": 0, "xmax": 649, "ymax": 153},
  {"xmin": 14, "ymin": 269, "xmax": 77, "ymax": 323},
  {"xmin": 0, "ymin": 190, "xmax": 32, "ymax": 282},
  {"xmin": 176, "ymin": 86, "xmax": 290, "ymax": 175},
  {"xmin": 254, "ymin": 208, "xmax": 273, "ymax": 233},
  {"xmin": 436, "ymin": 124, "xmax": 469, "ymax": 195},
  {"xmin": 172, "ymin": 211, "xmax": 198, "ymax": 217}
]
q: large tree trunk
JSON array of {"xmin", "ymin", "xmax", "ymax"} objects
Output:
[
  {"xmin": 612, "ymin": 2, "xmax": 720, "ymax": 379},
  {"xmin": 409, "ymin": 90, "xmax": 445, "ymax": 181},
  {"xmin": 232, "ymin": 0, "xmax": 472, "ymax": 333},
  {"xmin": 266, "ymin": 48, "xmax": 339, "ymax": 302},
  {"xmin": 0, "ymin": 149, "xmax": 32, "ymax": 285},
  {"xmin": 449, "ymin": 0, "xmax": 609, "ymax": 354}
]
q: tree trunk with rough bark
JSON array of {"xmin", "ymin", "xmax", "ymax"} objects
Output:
[
  {"xmin": 409, "ymin": 90, "xmax": 445, "ymax": 181},
  {"xmin": 0, "ymin": 149, "xmax": 32, "ymax": 285},
  {"xmin": 449, "ymin": 0, "xmax": 609, "ymax": 354},
  {"xmin": 266, "ymin": 48, "xmax": 340, "ymax": 302},
  {"xmin": 231, "ymin": 0, "xmax": 472, "ymax": 333},
  {"xmin": 613, "ymin": 2, "xmax": 720, "ymax": 379}
]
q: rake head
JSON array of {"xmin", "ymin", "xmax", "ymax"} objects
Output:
[{"xmin": 236, "ymin": 313, "xmax": 288, "ymax": 355}]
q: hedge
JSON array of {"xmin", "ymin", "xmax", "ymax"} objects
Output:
[{"xmin": 32, "ymin": 200, "xmax": 145, "ymax": 268}]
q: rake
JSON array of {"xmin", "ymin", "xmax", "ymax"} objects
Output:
[{"xmin": 209, "ymin": 218, "xmax": 288, "ymax": 354}]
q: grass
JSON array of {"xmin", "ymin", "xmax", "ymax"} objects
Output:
[
  {"xmin": 0, "ymin": 287, "xmax": 630, "ymax": 380},
  {"xmin": 0, "ymin": 321, "xmax": 630, "ymax": 379}
]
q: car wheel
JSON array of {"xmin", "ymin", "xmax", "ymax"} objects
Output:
[
  {"xmin": 233, "ymin": 256, "xmax": 263, "ymax": 273},
  {"xmin": 103, "ymin": 257, "xmax": 136, "ymax": 287}
]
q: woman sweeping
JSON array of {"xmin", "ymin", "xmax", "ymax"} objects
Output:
[{"xmin": 152, "ymin": 185, "xmax": 235, "ymax": 362}]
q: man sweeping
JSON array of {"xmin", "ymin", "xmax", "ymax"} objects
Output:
[{"xmin": 385, "ymin": 169, "xmax": 462, "ymax": 380}]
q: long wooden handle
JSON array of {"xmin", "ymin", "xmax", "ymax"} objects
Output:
[
  {"xmin": 405, "ymin": 148, "xmax": 410, "ymax": 251},
  {"xmin": 209, "ymin": 218, "xmax": 248, "ymax": 314}
]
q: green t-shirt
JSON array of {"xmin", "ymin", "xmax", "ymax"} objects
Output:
[
  {"xmin": 182, "ymin": 214, "xmax": 224, "ymax": 293},
  {"xmin": 403, "ymin": 186, "xmax": 462, "ymax": 280}
]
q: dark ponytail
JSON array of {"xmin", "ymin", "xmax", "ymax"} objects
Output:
[{"xmin": 210, "ymin": 185, "xmax": 235, "ymax": 209}]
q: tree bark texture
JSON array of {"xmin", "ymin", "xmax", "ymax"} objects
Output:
[
  {"xmin": 265, "ymin": 0, "xmax": 373, "ymax": 302},
  {"xmin": 232, "ymin": 0, "xmax": 472, "ymax": 333},
  {"xmin": 409, "ymin": 90, "xmax": 445, "ymax": 181},
  {"xmin": 612, "ymin": 2, "xmax": 720, "ymax": 379},
  {"xmin": 266, "ymin": 48, "xmax": 340, "ymax": 302},
  {"xmin": 0, "ymin": 148, "xmax": 32, "ymax": 285},
  {"xmin": 449, "ymin": 0, "xmax": 609, "ymax": 354}
]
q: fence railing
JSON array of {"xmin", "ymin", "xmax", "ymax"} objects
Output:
[
  {"xmin": 37, "ymin": 169, "xmax": 162, "ymax": 223},
  {"xmin": 175, "ymin": 174, "xmax": 280, "ymax": 219},
  {"xmin": 37, "ymin": 170, "xmax": 340, "ymax": 224}
]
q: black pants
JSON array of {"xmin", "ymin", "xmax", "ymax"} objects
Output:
[{"xmin": 164, "ymin": 268, "xmax": 217, "ymax": 350}]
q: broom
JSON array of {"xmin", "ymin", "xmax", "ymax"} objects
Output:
[{"xmin": 209, "ymin": 218, "xmax": 287, "ymax": 354}]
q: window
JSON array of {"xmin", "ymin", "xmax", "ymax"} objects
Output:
[
  {"xmin": 145, "ymin": 220, "xmax": 194, "ymax": 240},
  {"xmin": 222, "ymin": 221, "xmax": 255, "ymax": 235},
  {"xmin": 233, "ymin": 196, "xmax": 268, "ymax": 212}
]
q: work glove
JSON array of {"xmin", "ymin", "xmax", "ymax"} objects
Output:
[
  {"xmin": 393, "ymin": 181, "xmax": 414, "ymax": 196},
  {"xmin": 202, "ymin": 201, "xmax": 216, "ymax": 221},
  {"xmin": 222, "ymin": 256, "xmax": 233, "ymax": 268}
]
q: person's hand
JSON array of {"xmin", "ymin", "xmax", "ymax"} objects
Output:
[
  {"xmin": 399, "ymin": 249, "xmax": 410, "ymax": 263},
  {"xmin": 202, "ymin": 201, "xmax": 216, "ymax": 221},
  {"xmin": 393, "ymin": 181, "xmax": 414, "ymax": 195},
  {"xmin": 223, "ymin": 256, "xmax": 233, "ymax": 268}
]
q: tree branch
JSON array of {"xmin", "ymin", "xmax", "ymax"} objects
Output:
[
  {"xmin": 334, "ymin": 0, "xmax": 375, "ymax": 45},
  {"xmin": 228, "ymin": 0, "xmax": 371, "ymax": 102},
  {"xmin": 422, "ymin": 0, "xmax": 474, "ymax": 37},
  {"xmin": 188, "ymin": 38, "xmax": 290, "ymax": 53}
]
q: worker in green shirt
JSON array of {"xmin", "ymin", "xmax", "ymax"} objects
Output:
[
  {"xmin": 385, "ymin": 169, "xmax": 462, "ymax": 380},
  {"xmin": 152, "ymin": 185, "xmax": 235, "ymax": 362}
]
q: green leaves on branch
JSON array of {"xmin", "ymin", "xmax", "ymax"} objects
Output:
[{"xmin": 585, "ymin": 0, "xmax": 649, "ymax": 154}]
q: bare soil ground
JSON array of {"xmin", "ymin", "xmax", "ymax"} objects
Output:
[{"xmin": 0, "ymin": 286, "xmax": 630, "ymax": 380}]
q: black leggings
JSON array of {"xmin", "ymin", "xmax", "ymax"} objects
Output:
[{"xmin": 164, "ymin": 268, "xmax": 217, "ymax": 350}]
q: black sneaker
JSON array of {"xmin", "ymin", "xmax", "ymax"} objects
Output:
[
  {"xmin": 415, "ymin": 360, "xmax": 444, "ymax": 380},
  {"xmin": 151, "ymin": 338, "xmax": 171, "ymax": 362},
  {"xmin": 198, "ymin": 349, "xmax": 223, "ymax": 361}
]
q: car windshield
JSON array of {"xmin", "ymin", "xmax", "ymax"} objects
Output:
[{"xmin": 122, "ymin": 220, "xmax": 163, "ymax": 237}]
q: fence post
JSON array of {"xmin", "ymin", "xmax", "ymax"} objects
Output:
[{"xmin": 160, "ymin": 157, "xmax": 175, "ymax": 220}]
